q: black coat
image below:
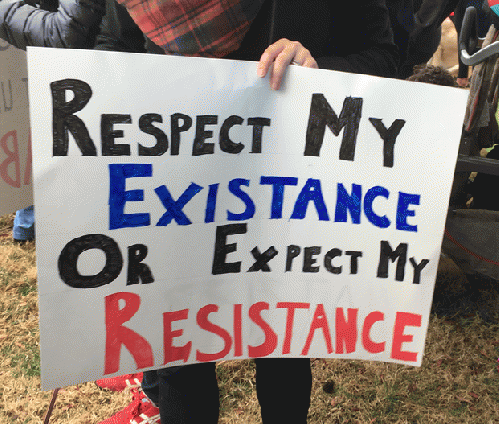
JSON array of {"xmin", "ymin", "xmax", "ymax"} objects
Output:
[{"xmin": 0, "ymin": 0, "xmax": 105, "ymax": 49}]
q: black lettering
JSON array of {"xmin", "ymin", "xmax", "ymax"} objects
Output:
[
  {"xmin": 51, "ymin": 79, "xmax": 96, "ymax": 156},
  {"xmin": 304, "ymin": 93, "xmax": 363, "ymax": 160},
  {"xmin": 139, "ymin": 113, "xmax": 168, "ymax": 156},
  {"xmin": 192, "ymin": 115, "xmax": 217, "ymax": 156},
  {"xmin": 101, "ymin": 114, "xmax": 132, "ymax": 156},
  {"xmin": 127, "ymin": 244, "xmax": 154, "ymax": 285},
  {"xmin": 409, "ymin": 257, "xmax": 429, "ymax": 284},
  {"xmin": 220, "ymin": 115, "xmax": 244, "ymax": 153},
  {"xmin": 368, "ymin": 118, "xmax": 406, "ymax": 168},
  {"xmin": 285, "ymin": 245, "xmax": 301, "ymax": 271},
  {"xmin": 345, "ymin": 250, "xmax": 362, "ymax": 274},
  {"xmin": 324, "ymin": 248, "xmax": 342, "ymax": 274},
  {"xmin": 212, "ymin": 223, "xmax": 247, "ymax": 275},
  {"xmin": 377, "ymin": 241, "xmax": 407, "ymax": 281},
  {"xmin": 171, "ymin": 113, "xmax": 192, "ymax": 156},
  {"xmin": 58, "ymin": 234, "xmax": 123, "ymax": 288},
  {"xmin": 303, "ymin": 246, "xmax": 321, "ymax": 273},
  {"xmin": 248, "ymin": 246, "xmax": 278, "ymax": 272},
  {"xmin": 248, "ymin": 117, "xmax": 271, "ymax": 153}
]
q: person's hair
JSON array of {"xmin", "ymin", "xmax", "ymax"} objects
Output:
[{"xmin": 406, "ymin": 64, "xmax": 458, "ymax": 87}]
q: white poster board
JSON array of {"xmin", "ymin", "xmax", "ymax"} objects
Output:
[
  {"xmin": 0, "ymin": 41, "xmax": 32, "ymax": 215},
  {"xmin": 27, "ymin": 47, "xmax": 468, "ymax": 390}
]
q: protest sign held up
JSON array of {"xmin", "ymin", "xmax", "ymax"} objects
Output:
[
  {"xmin": 0, "ymin": 41, "xmax": 32, "ymax": 215},
  {"xmin": 27, "ymin": 47, "xmax": 468, "ymax": 390}
]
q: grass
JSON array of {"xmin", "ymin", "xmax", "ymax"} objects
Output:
[{"xmin": 0, "ymin": 213, "xmax": 498, "ymax": 423}]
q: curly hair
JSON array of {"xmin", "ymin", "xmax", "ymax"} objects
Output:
[{"xmin": 406, "ymin": 65, "xmax": 458, "ymax": 87}]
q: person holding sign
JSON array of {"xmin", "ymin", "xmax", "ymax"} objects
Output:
[{"xmin": 95, "ymin": 0, "xmax": 398, "ymax": 422}]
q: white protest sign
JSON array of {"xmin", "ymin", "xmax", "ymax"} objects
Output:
[
  {"xmin": 27, "ymin": 47, "xmax": 468, "ymax": 390},
  {"xmin": 0, "ymin": 41, "xmax": 32, "ymax": 215}
]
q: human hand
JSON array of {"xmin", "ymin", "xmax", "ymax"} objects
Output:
[
  {"xmin": 457, "ymin": 77, "xmax": 469, "ymax": 87},
  {"xmin": 257, "ymin": 38, "xmax": 318, "ymax": 90}
]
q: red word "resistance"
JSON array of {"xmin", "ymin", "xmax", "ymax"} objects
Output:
[{"xmin": 104, "ymin": 292, "xmax": 422, "ymax": 375}]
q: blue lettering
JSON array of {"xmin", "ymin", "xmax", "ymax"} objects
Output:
[
  {"xmin": 155, "ymin": 182, "xmax": 203, "ymax": 226},
  {"xmin": 227, "ymin": 178, "xmax": 255, "ymax": 221},
  {"xmin": 260, "ymin": 176, "xmax": 298, "ymax": 219},
  {"xmin": 396, "ymin": 192, "xmax": 420, "ymax": 232},
  {"xmin": 108, "ymin": 163, "xmax": 152, "ymax": 230},
  {"xmin": 205, "ymin": 183, "xmax": 219, "ymax": 223},
  {"xmin": 290, "ymin": 178, "xmax": 329, "ymax": 221},
  {"xmin": 334, "ymin": 183, "xmax": 361, "ymax": 224},
  {"xmin": 364, "ymin": 186, "xmax": 390, "ymax": 228}
]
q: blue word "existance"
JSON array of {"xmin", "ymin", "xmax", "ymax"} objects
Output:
[{"xmin": 108, "ymin": 164, "xmax": 421, "ymax": 232}]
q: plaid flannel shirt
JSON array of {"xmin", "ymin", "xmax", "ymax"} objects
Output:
[{"xmin": 116, "ymin": 0, "xmax": 265, "ymax": 57}]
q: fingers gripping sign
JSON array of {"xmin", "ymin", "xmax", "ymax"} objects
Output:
[{"xmin": 257, "ymin": 38, "xmax": 318, "ymax": 90}]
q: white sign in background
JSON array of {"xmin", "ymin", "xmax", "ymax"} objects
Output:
[
  {"xmin": 27, "ymin": 47, "xmax": 468, "ymax": 390},
  {"xmin": 0, "ymin": 42, "xmax": 32, "ymax": 215}
]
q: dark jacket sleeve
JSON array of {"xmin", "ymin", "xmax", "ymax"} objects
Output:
[
  {"xmin": 94, "ymin": 0, "xmax": 146, "ymax": 52},
  {"xmin": 314, "ymin": 0, "xmax": 398, "ymax": 78},
  {"xmin": 0, "ymin": 0, "xmax": 105, "ymax": 49}
]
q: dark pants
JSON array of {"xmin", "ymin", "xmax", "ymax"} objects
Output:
[
  {"xmin": 144, "ymin": 358, "xmax": 312, "ymax": 423},
  {"xmin": 255, "ymin": 358, "xmax": 312, "ymax": 423}
]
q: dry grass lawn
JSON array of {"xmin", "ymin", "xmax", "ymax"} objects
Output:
[{"xmin": 1, "ymin": 213, "xmax": 498, "ymax": 423}]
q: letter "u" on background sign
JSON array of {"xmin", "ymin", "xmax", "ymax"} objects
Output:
[{"xmin": 0, "ymin": 44, "xmax": 32, "ymax": 214}]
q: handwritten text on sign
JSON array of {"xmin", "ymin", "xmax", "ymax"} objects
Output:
[
  {"xmin": 27, "ymin": 48, "xmax": 468, "ymax": 389},
  {"xmin": 0, "ymin": 42, "xmax": 32, "ymax": 215}
]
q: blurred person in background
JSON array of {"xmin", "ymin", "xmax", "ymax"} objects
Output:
[{"xmin": 0, "ymin": 0, "xmax": 105, "ymax": 242}]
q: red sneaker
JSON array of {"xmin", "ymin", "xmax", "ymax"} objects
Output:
[
  {"xmin": 98, "ymin": 388, "xmax": 160, "ymax": 424},
  {"xmin": 96, "ymin": 373, "xmax": 143, "ymax": 391}
]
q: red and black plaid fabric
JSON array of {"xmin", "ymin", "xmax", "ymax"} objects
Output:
[{"xmin": 116, "ymin": 0, "xmax": 265, "ymax": 57}]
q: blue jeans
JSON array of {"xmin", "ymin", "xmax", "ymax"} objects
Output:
[{"xmin": 13, "ymin": 205, "xmax": 35, "ymax": 241}]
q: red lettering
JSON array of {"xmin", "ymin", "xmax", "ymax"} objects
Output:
[
  {"xmin": 362, "ymin": 311, "xmax": 385, "ymax": 354},
  {"xmin": 163, "ymin": 309, "xmax": 192, "ymax": 364},
  {"xmin": 23, "ymin": 130, "xmax": 32, "ymax": 186},
  {"xmin": 248, "ymin": 302, "xmax": 278, "ymax": 357},
  {"xmin": 335, "ymin": 308, "xmax": 358, "ymax": 354},
  {"xmin": 391, "ymin": 312, "xmax": 422, "ymax": 362},
  {"xmin": 196, "ymin": 304, "xmax": 232, "ymax": 362},
  {"xmin": 301, "ymin": 304, "xmax": 333, "ymax": 355},
  {"xmin": 104, "ymin": 292, "xmax": 153, "ymax": 375},
  {"xmin": 0, "ymin": 130, "xmax": 20, "ymax": 188},
  {"xmin": 234, "ymin": 304, "xmax": 243, "ymax": 357},
  {"xmin": 276, "ymin": 302, "xmax": 310, "ymax": 354}
]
